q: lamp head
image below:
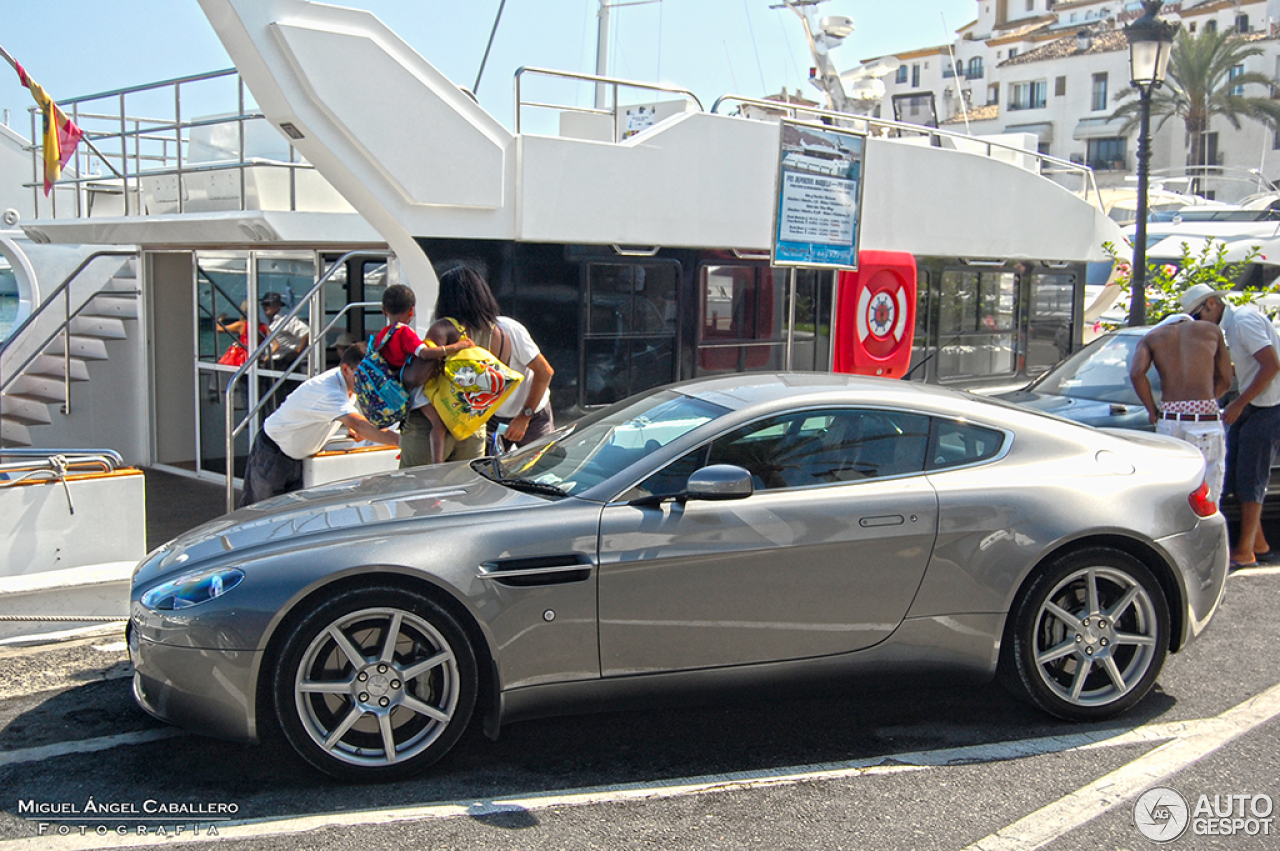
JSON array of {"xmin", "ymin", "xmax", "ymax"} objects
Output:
[{"xmin": 1125, "ymin": 1, "xmax": 1179, "ymax": 89}]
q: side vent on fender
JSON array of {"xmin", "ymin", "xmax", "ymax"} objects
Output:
[{"xmin": 477, "ymin": 554, "xmax": 594, "ymax": 587}]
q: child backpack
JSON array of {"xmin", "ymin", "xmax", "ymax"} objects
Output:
[{"xmin": 353, "ymin": 324, "xmax": 411, "ymax": 428}]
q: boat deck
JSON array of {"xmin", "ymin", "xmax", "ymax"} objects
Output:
[{"xmin": 143, "ymin": 468, "xmax": 232, "ymax": 550}]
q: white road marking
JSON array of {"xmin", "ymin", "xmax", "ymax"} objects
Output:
[
  {"xmin": 8, "ymin": 684, "xmax": 1280, "ymax": 850},
  {"xmin": 963, "ymin": 679, "xmax": 1280, "ymax": 851},
  {"xmin": 0, "ymin": 730, "xmax": 182, "ymax": 769},
  {"xmin": 1232, "ymin": 564, "xmax": 1280, "ymax": 576}
]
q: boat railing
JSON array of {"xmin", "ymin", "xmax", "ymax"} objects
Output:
[
  {"xmin": 0, "ymin": 448, "xmax": 127, "ymax": 523},
  {"xmin": 23, "ymin": 68, "xmax": 317, "ymax": 220},
  {"xmin": 514, "ymin": 67, "xmax": 703, "ymax": 139},
  {"xmin": 709, "ymin": 94, "xmax": 1102, "ymax": 206},
  {"xmin": 1144, "ymin": 165, "xmax": 1279, "ymax": 201},
  {"xmin": 0, "ymin": 250, "xmax": 138, "ymax": 420},
  {"xmin": 223, "ymin": 250, "xmax": 389, "ymax": 512},
  {"xmin": 0, "ymin": 447, "xmax": 124, "ymax": 477}
]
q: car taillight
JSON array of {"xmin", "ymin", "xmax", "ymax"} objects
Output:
[{"xmin": 1189, "ymin": 481, "xmax": 1217, "ymax": 518}]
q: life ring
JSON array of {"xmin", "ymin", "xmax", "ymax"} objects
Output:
[{"xmin": 855, "ymin": 275, "xmax": 910, "ymax": 358}]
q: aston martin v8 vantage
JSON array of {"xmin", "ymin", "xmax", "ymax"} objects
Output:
[{"xmin": 130, "ymin": 374, "xmax": 1228, "ymax": 781}]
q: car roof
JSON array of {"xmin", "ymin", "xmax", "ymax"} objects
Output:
[{"xmin": 666, "ymin": 372, "xmax": 1014, "ymax": 419}]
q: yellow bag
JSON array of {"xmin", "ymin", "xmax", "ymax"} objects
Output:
[{"xmin": 428, "ymin": 346, "xmax": 523, "ymax": 440}]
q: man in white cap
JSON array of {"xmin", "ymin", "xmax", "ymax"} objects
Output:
[
  {"xmin": 1129, "ymin": 307, "xmax": 1232, "ymax": 506},
  {"xmin": 1180, "ymin": 283, "xmax": 1280, "ymax": 566}
]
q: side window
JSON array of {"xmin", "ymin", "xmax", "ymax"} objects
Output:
[
  {"xmin": 625, "ymin": 447, "xmax": 710, "ymax": 502},
  {"xmin": 707, "ymin": 409, "xmax": 929, "ymax": 491},
  {"xmin": 625, "ymin": 408, "xmax": 935, "ymax": 500},
  {"xmin": 927, "ymin": 420, "xmax": 1006, "ymax": 471}
]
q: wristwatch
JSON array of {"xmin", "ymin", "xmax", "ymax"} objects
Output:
[{"xmin": 521, "ymin": 406, "xmax": 535, "ymax": 418}]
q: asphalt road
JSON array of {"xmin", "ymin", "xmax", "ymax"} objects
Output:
[{"xmin": 0, "ymin": 565, "xmax": 1277, "ymax": 851}]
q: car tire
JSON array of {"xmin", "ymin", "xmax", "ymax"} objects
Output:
[
  {"xmin": 1001, "ymin": 547, "xmax": 1170, "ymax": 721},
  {"xmin": 272, "ymin": 585, "xmax": 478, "ymax": 781}
]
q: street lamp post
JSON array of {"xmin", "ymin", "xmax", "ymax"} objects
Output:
[{"xmin": 1125, "ymin": 0, "xmax": 1179, "ymax": 327}]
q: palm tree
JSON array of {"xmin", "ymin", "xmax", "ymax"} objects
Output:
[{"xmin": 1111, "ymin": 25, "xmax": 1280, "ymax": 174}]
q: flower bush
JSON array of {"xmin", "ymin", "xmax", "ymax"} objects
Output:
[{"xmin": 1100, "ymin": 238, "xmax": 1268, "ymax": 328}]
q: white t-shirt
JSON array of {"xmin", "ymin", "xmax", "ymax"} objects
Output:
[
  {"xmin": 493, "ymin": 316, "xmax": 551, "ymax": 419},
  {"xmin": 269, "ymin": 313, "xmax": 309, "ymax": 358},
  {"xmin": 264, "ymin": 367, "xmax": 359, "ymax": 459},
  {"xmin": 1222, "ymin": 303, "xmax": 1280, "ymax": 408}
]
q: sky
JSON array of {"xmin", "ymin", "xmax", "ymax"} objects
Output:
[{"xmin": 1, "ymin": 0, "xmax": 977, "ymax": 136}]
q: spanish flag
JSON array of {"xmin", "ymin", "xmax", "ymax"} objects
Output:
[{"xmin": 14, "ymin": 61, "xmax": 83, "ymax": 196}]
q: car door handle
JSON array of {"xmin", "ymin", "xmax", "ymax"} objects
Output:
[{"xmin": 859, "ymin": 515, "xmax": 905, "ymax": 527}]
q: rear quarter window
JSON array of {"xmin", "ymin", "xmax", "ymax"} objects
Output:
[{"xmin": 927, "ymin": 419, "xmax": 1006, "ymax": 470}]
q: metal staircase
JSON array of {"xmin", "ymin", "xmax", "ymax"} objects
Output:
[{"xmin": 0, "ymin": 252, "xmax": 140, "ymax": 447}]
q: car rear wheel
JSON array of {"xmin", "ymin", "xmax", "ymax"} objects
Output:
[
  {"xmin": 272, "ymin": 586, "xmax": 477, "ymax": 781},
  {"xmin": 1003, "ymin": 548, "xmax": 1170, "ymax": 720}
]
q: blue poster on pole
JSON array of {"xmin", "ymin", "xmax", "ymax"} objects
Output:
[{"xmin": 772, "ymin": 120, "xmax": 864, "ymax": 270}]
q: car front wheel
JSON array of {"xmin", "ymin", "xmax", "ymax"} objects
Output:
[
  {"xmin": 273, "ymin": 585, "xmax": 477, "ymax": 781},
  {"xmin": 1003, "ymin": 548, "xmax": 1170, "ymax": 720}
]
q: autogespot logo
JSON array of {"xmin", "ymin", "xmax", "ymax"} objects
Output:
[{"xmin": 1134, "ymin": 786, "xmax": 1191, "ymax": 842}]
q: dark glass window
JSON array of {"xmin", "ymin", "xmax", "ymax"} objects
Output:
[
  {"xmin": 926, "ymin": 420, "xmax": 1006, "ymax": 470},
  {"xmin": 1026, "ymin": 272, "xmax": 1076, "ymax": 375},
  {"xmin": 1091, "ymin": 73, "xmax": 1108, "ymax": 111},
  {"xmin": 697, "ymin": 264, "xmax": 786, "ymax": 376},
  {"xmin": 712, "ymin": 409, "xmax": 929, "ymax": 489},
  {"xmin": 583, "ymin": 262, "xmax": 678, "ymax": 407},
  {"xmin": 1086, "ymin": 137, "xmax": 1126, "ymax": 171},
  {"xmin": 1230, "ymin": 64, "xmax": 1245, "ymax": 96},
  {"xmin": 937, "ymin": 269, "xmax": 1017, "ymax": 380},
  {"xmin": 790, "ymin": 269, "xmax": 834, "ymax": 371},
  {"xmin": 633, "ymin": 409, "xmax": 931, "ymax": 496}
]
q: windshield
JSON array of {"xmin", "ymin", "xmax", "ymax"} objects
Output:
[
  {"xmin": 1029, "ymin": 332, "xmax": 1159, "ymax": 404},
  {"xmin": 493, "ymin": 390, "xmax": 731, "ymax": 496}
]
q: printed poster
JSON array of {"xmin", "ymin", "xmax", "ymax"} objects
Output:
[{"xmin": 772, "ymin": 120, "xmax": 864, "ymax": 269}]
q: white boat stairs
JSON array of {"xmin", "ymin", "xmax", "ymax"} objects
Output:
[{"xmin": 0, "ymin": 253, "xmax": 141, "ymax": 448}]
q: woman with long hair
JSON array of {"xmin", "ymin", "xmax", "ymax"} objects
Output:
[{"xmin": 400, "ymin": 266, "xmax": 554, "ymax": 467}]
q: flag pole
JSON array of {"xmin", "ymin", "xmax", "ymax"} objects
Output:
[
  {"xmin": 0, "ymin": 44, "xmax": 20, "ymax": 73},
  {"xmin": 0, "ymin": 45, "xmax": 124, "ymax": 191}
]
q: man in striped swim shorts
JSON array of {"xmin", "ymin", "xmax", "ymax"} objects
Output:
[{"xmin": 1130, "ymin": 310, "xmax": 1233, "ymax": 508}]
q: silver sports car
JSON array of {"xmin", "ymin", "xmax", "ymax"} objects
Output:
[{"xmin": 130, "ymin": 374, "xmax": 1228, "ymax": 781}]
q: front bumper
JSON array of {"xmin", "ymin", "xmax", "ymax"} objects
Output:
[{"xmin": 130, "ymin": 625, "xmax": 262, "ymax": 743}]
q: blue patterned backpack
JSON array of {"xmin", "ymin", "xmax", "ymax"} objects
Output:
[{"xmin": 352, "ymin": 325, "xmax": 411, "ymax": 428}]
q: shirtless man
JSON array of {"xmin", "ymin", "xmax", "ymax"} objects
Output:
[{"xmin": 1129, "ymin": 312, "xmax": 1233, "ymax": 506}]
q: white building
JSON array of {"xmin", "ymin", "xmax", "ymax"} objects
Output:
[{"xmin": 866, "ymin": 0, "xmax": 1280, "ymax": 201}]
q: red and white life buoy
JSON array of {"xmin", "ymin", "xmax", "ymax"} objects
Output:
[
  {"xmin": 834, "ymin": 251, "xmax": 917, "ymax": 378},
  {"xmin": 855, "ymin": 281, "xmax": 910, "ymax": 357}
]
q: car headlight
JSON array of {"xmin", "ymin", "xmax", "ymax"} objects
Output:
[{"xmin": 141, "ymin": 567, "xmax": 245, "ymax": 611}]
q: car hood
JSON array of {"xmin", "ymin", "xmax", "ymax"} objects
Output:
[
  {"xmin": 998, "ymin": 389, "xmax": 1151, "ymax": 430},
  {"xmin": 148, "ymin": 461, "xmax": 548, "ymax": 572}
]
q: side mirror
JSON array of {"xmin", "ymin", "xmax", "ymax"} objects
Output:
[{"xmin": 684, "ymin": 464, "xmax": 754, "ymax": 501}]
